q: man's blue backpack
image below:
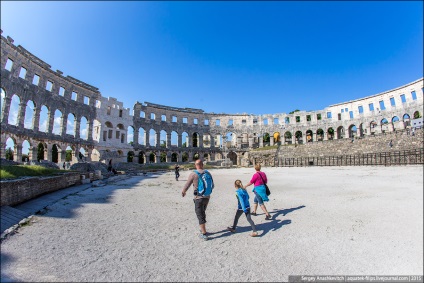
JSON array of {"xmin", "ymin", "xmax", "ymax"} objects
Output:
[{"xmin": 194, "ymin": 170, "xmax": 214, "ymax": 196}]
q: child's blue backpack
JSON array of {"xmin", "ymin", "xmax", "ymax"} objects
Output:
[{"xmin": 194, "ymin": 170, "xmax": 214, "ymax": 196}]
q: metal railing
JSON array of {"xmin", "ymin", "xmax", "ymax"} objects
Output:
[{"xmin": 277, "ymin": 148, "xmax": 424, "ymax": 167}]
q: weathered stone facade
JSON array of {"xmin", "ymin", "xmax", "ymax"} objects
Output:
[{"xmin": 1, "ymin": 30, "xmax": 423, "ymax": 167}]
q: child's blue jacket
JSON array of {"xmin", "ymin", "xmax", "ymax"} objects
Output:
[{"xmin": 236, "ymin": 188, "xmax": 250, "ymax": 213}]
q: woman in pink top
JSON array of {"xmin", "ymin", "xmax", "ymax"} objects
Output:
[{"xmin": 244, "ymin": 164, "xmax": 272, "ymax": 220}]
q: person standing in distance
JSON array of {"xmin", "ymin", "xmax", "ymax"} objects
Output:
[{"xmin": 181, "ymin": 159, "xmax": 214, "ymax": 241}]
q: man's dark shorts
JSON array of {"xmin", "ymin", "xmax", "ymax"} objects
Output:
[{"xmin": 194, "ymin": 198, "xmax": 210, "ymax": 225}]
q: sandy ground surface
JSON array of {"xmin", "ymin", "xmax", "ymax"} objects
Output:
[{"xmin": 1, "ymin": 166, "xmax": 423, "ymax": 282}]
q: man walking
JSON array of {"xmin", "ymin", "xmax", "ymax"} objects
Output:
[{"xmin": 181, "ymin": 159, "xmax": 214, "ymax": 241}]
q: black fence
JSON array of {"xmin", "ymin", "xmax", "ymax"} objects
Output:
[{"xmin": 277, "ymin": 148, "xmax": 424, "ymax": 167}]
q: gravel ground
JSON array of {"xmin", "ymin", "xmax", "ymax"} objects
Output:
[{"xmin": 1, "ymin": 166, "xmax": 423, "ymax": 282}]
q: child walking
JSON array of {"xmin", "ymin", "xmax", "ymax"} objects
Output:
[{"xmin": 227, "ymin": 180, "xmax": 258, "ymax": 237}]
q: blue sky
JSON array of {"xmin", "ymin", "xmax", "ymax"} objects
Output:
[{"xmin": 1, "ymin": 1, "xmax": 423, "ymax": 115}]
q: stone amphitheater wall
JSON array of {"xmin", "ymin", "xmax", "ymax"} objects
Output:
[{"xmin": 1, "ymin": 30, "xmax": 423, "ymax": 167}]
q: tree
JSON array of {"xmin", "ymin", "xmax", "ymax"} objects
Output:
[
  {"xmin": 263, "ymin": 133, "xmax": 270, "ymax": 143},
  {"xmin": 160, "ymin": 152, "xmax": 166, "ymax": 162},
  {"xmin": 289, "ymin": 109, "xmax": 300, "ymax": 114},
  {"xmin": 127, "ymin": 151, "xmax": 134, "ymax": 162},
  {"xmin": 37, "ymin": 143, "xmax": 44, "ymax": 162},
  {"xmin": 65, "ymin": 150, "xmax": 72, "ymax": 162},
  {"xmin": 5, "ymin": 147, "xmax": 13, "ymax": 160},
  {"xmin": 52, "ymin": 145, "xmax": 58, "ymax": 163}
]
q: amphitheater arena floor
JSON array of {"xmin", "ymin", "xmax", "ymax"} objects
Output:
[{"xmin": 1, "ymin": 166, "xmax": 423, "ymax": 282}]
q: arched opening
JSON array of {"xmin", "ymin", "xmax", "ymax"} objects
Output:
[
  {"xmin": 171, "ymin": 152, "xmax": 178, "ymax": 162},
  {"xmin": 182, "ymin": 132, "xmax": 188, "ymax": 147},
  {"xmin": 37, "ymin": 143, "xmax": 45, "ymax": 162},
  {"xmin": 160, "ymin": 152, "xmax": 166, "ymax": 162},
  {"xmin": 52, "ymin": 109, "xmax": 63, "ymax": 135},
  {"xmin": 228, "ymin": 151, "xmax": 237, "ymax": 165},
  {"xmin": 0, "ymin": 88, "xmax": 5, "ymax": 122},
  {"xmin": 306, "ymin": 130, "xmax": 313, "ymax": 142},
  {"xmin": 8, "ymin": 94, "xmax": 20, "ymax": 126},
  {"xmin": 138, "ymin": 127, "xmax": 146, "ymax": 145},
  {"xmin": 182, "ymin": 152, "xmax": 189, "ymax": 162},
  {"xmin": 160, "ymin": 130, "xmax": 167, "ymax": 148},
  {"xmin": 348, "ymin": 125, "xmax": 357, "ymax": 138},
  {"xmin": 149, "ymin": 152, "xmax": 156, "ymax": 163},
  {"xmin": 24, "ymin": 100, "xmax": 35, "ymax": 129},
  {"xmin": 295, "ymin": 131, "xmax": 303, "ymax": 144},
  {"xmin": 22, "ymin": 140, "xmax": 30, "ymax": 162},
  {"xmin": 138, "ymin": 151, "xmax": 145, "ymax": 164},
  {"xmin": 80, "ymin": 116, "xmax": 88, "ymax": 140},
  {"xmin": 193, "ymin": 152, "xmax": 200, "ymax": 161},
  {"xmin": 5, "ymin": 137, "xmax": 15, "ymax": 161},
  {"xmin": 171, "ymin": 131, "xmax": 178, "ymax": 147},
  {"xmin": 336, "ymin": 126, "xmax": 344, "ymax": 139},
  {"xmin": 317, "ymin": 128, "xmax": 324, "ymax": 141},
  {"xmin": 284, "ymin": 131, "xmax": 292, "ymax": 144},
  {"xmin": 52, "ymin": 144, "xmax": 59, "ymax": 163},
  {"xmin": 327, "ymin": 127, "xmax": 334, "ymax": 140},
  {"xmin": 192, "ymin": 132, "xmax": 199, "ymax": 147},
  {"xmin": 127, "ymin": 151, "xmax": 135, "ymax": 162},
  {"xmin": 203, "ymin": 133, "xmax": 211, "ymax": 148},
  {"xmin": 149, "ymin": 129, "xmax": 157, "ymax": 147},
  {"xmin": 127, "ymin": 126, "xmax": 135, "ymax": 145},
  {"xmin": 66, "ymin": 113, "xmax": 76, "ymax": 136}
]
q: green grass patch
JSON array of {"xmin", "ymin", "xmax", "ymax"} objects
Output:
[{"xmin": 0, "ymin": 165, "xmax": 63, "ymax": 180}]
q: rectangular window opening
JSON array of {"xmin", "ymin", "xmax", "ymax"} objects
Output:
[
  {"xmin": 71, "ymin": 91, "xmax": 77, "ymax": 101},
  {"xmin": 46, "ymin": 81, "xmax": 53, "ymax": 91},
  {"xmin": 379, "ymin": 100, "xmax": 386, "ymax": 110},
  {"xmin": 400, "ymin": 94, "xmax": 406, "ymax": 103},
  {"xmin": 19, "ymin": 67, "xmax": 27, "ymax": 79},
  {"xmin": 59, "ymin": 87, "xmax": 65, "ymax": 96},
  {"xmin": 84, "ymin": 96, "xmax": 90, "ymax": 105},
  {"xmin": 32, "ymin": 74, "xmax": 40, "ymax": 86},
  {"xmin": 5, "ymin": 58, "xmax": 13, "ymax": 71},
  {"xmin": 411, "ymin": 91, "xmax": 417, "ymax": 100}
]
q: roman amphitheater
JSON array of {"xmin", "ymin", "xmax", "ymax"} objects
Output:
[{"xmin": 1, "ymin": 30, "xmax": 423, "ymax": 167}]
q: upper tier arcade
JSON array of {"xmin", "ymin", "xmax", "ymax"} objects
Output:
[{"xmin": 1, "ymin": 30, "xmax": 423, "ymax": 166}]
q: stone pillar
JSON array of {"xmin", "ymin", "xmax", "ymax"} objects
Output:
[
  {"xmin": 1, "ymin": 96, "xmax": 12, "ymax": 123},
  {"xmin": 73, "ymin": 147, "xmax": 80, "ymax": 163},
  {"xmin": 75, "ymin": 119, "xmax": 81, "ymax": 139},
  {"xmin": 166, "ymin": 152, "xmax": 171, "ymax": 162},
  {"xmin": 270, "ymin": 136, "xmax": 274, "ymax": 146},
  {"xmin": 30, "ymin": 145, "xmax": 38, "ymax": 161},
  {"xmin": 87, "ymin": 120, "xmax": 94, "ymax": 141},
  {"xmin": 198, "ymin": 134, "xmax": 203, "ymax": 148},
  {"xmin": 167, "ymin": 133, "xmax": 171, "ymax": 149},
  {"xmin": 156, "ymin": 132, "xmax": 160, "ymax": 147},
  {"xmin": 0, "ymin": 140, "xmax": 6, "ymax": 159},
  {"xmin": 14, "ymin": 144, "xmax": 23, "ymax": 163},
  {"xmin": 259, "ymin": 137, "xmax": 264, "ymax": 148},
  {"xmin": 249, "ymin": 137, "xmax": 254, "ymax": 148},
  {"xmin": 17, "ymin": 102, "xmax": 26, "ymax": 128},
  {"xmin": 178, "ymin": 152, "xmax": 183, "ymax": 163},
  {"xmin": 32, "ymin": 105, "xmax": 40, "ymax": 132},
  {"xmin": 145, "ymin": 131, "xmax": 150, "ymax": 147},
  {"xmin": 59, "ymin": 148, "xmax": 66, "ymax": 163},
  {"xmin": 188, "ymin": 133, "xmax": 193, "ymax": 147},
  {"xmin": 178, "ymin": 134, "xmax": 182, "ymax": 147},
  {"xmin": 46, "ymin": 144, "xmax": 53, "ymax": 162},
  {"xmin": 188, "ymin": 151, "xmax": 194, "ymax": 162},
  {"xmin": 210, "ymin": 136, "xmax": 215, "ymax": 148},
  {"xmin": 292, "ymin": 136, "xmax": 296, "ymax": 144},
  {"xmin": 323, "ymin": 132, "xmax": 328, "ymax": 141},
  {"xmin": 134, "ymin": 128, "xmax": 139, "ymax": 145},
  {"xmin": 155, "ymin": 151, "xmax": 160, "ymax": 163},
  {"xmin": 313, "ymin": 133, "xmax": 317, "ymax": 142}
]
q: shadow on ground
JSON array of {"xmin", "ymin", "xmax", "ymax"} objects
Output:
[{"xmin": 207, "ymin": 205, "xmax": 306, "ymax": 240}]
